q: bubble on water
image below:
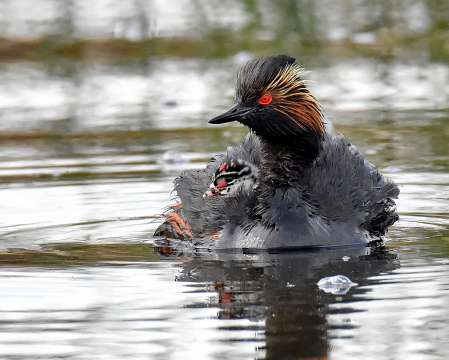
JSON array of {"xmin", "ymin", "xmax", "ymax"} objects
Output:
[
  {"xmin": 317, "ymin": 275, "xmax": 358, "ymax": 295},
  {"xmin": 160, "ymin": 150, "xmax": 184, "ymax": 164}
]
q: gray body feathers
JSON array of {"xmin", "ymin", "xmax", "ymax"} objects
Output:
[{"xmin": 161, "ymin": 133, "xmax": 399, "ymax": 249}]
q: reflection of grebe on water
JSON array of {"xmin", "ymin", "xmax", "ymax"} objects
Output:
[{"xmin": 154, "ymin": 240, "xmax": 398, "ymax": 360}]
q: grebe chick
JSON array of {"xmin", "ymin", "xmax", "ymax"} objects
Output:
[{"xmin": 203, "ymin": 159, "xmax": 259, "ymax": 199}]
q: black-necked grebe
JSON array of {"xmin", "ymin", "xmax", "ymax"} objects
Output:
[{"xmin": 154, "ymin": 55, "xmax": 399, "ymax": 249}]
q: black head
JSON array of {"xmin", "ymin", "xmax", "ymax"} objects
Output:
[
  {"xmin": 203, "ymin": 159, "xmax": 259, "ymax": 199},
  {"xmin": 209, "ymin": 55, "xmax": 324, "ymax": 140}
]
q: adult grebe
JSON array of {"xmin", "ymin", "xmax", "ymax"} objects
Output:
[{"xmin": 154, "ymin": 55, "xmax": 399, "ymax": 249}]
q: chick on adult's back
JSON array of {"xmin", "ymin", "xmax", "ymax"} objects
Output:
[{"xmin": 154, "ymin": 55, "xmax": 399, "ymax": 249}]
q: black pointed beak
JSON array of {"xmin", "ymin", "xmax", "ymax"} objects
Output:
[{"xmin": 209, "ymin": 104, "xmax": 252, "ymax": 124}]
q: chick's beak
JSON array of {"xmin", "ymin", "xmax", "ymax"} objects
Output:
[
  {"xmin": 209, "ymin": 104, "xmax": 252, "ymax": 124},
  {"xmin": 203, "ymin": 186, "xmax": 221, "ymax": 199}
]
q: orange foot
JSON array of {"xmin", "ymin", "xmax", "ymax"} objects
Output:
[{"xmin": 154, "ymin": 203, "xmax": 193, "ymax": 241}]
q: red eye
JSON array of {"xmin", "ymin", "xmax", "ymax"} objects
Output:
[
  {"xmin": 258, "ymin": 94, "xmax": 272, "ymax": 105},
  {"xmin": 219, "ymin": 163, "xmax": 227, "ymax": 172},
  {"xmin": 216, "ymin": 178, "xmax": 227, "ymax": 189}
]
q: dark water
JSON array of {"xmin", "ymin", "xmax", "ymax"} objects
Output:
[{"xmin": 1, "ymin": 1, "xmax": 449, "ymax": 359}]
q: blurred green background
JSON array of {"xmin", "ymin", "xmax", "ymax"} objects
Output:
[{"xmin": 2, "ymin": 0, "xmax": 449, "ymax": 62}]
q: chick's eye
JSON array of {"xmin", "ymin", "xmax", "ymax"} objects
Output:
[
  {"xmin": 216, "ymin": 178, "xmax": 227, "ymax": 189},
  {"xmin": 258, "ymin": 94, "xmax": 272, "ymax": 105}
]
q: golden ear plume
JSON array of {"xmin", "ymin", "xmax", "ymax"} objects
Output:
[{"xmin": 265, "ymin": 63, "xmax": 324, "ymax": 135}]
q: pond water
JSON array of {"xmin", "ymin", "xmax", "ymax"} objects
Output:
[{"xmin": 1, "ymin": 1, "xmax": 449, "ymax": 359}]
